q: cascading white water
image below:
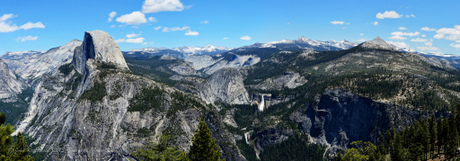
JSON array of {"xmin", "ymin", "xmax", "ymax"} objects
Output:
[
  {"xmin": 258, "ymin": 95, "xmax": 264, "ymax": 111},
  {"xmin": 244, "ymin": 133, "xmax": 249, "ymax": 144}
]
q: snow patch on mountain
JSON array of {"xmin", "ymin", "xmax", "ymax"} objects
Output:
[
  {"xmin": 252, "ymin": 36, "xmax": 358, "ymax": 50},
  {"xmin": 174, "ymin": 45, "xmax": 232, "ymax": 55},
  {"xmin": 129, "ymin": 45, "xmax": 232, "ymax": 56}
]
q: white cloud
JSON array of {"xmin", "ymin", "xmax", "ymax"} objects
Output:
[
  {"xmin": 126, "ymin": 37, "xmax": 145, "ymax": 43},
  {"xmin": 0, "ymin": 13, "xmax": 15, "ymax": 22},
  {"xmin": 422, "ymin": 34, "xmax": 426, "ymax": 37},
  {"xmin": 142, "ymin": 0, "xmax": 185, "ymax": 13},
  {"xmin": 0, "ymin": 13, "xmax": 45, "ymax": 33},
  {"xmin": 223, "ymin": 37, "xmax": 229, "ymax": 40},
  {"xmin": 116, "ymin": 11, "xmax": 147, "ymax": 26},
  {"xmin": 148, "ymin": 17, "xmax": 158, "ymax": 22},
  {"xmin": 126, "ymin": 33, "xmax": 141, "ymax": 38},
  {"xmin": 399, "ymin": 27, "xmax": 407, "ymax": 30},
  {"xmin": 389, "ymin": 35, "xmax": 407, "ymax": 40},
  {"xmin": 0, "ymin": 21, "xmax": 19, "ymax": 32},
  {"xmin": 330, "ymin": 21, "xmax": 344, "ymax": 25},
  {"xmin": 115, "ymin": 37, "xmax": 145, "ymax": 44},
  {"xmin": 162, "ymin": 26, "xmax": 190, "ymax": 32},
  {"xmin": 108, "ymin": 11, "xmax": 116, "ymax": 22},
  {"xmin": 433, "ymin": 34, "xmax": 444, "ymax": 39},
  {"xmin": 360, "ymin": 33, "xmax": 364, "ymax": 36},
  {"xmin": 16, "ymin": 35, "xmax": 38, "ymax": 42},
  {"xmin": 433, "ymin": 25, "xmax": 460, "ymax": 42},
  {"xmin": 417, "ymin": 46, "xmax": 439, "ymax": 51},
  {"xmin": 372, "ymin": 21, "xmax": 378, "ymax": 25},
  {"xmin": 451, "ymin": 43, "xmax": 460, "ymax": 49},
  {"xmin": 417, "ymin": 39, "xmax": 439, "ymax": 51},
  {"xmin": 185, "ymin": 30, "xmax": 199, "ymax": 36},
  {"xmin": 20, "ymin": 22, "xmax": 45, "ymax": 30},
  {"xmin": 425, "ymin": 40, "xmax": 433, "ymax": 46},
  {"xmin": 376, "ymin": 11, "xmax": 403, "ymax": 19},
  {"xmin": 240, "ymin": 36, "xmax": 251, "ymax": 40},
  {"xmin": 405, "ymin": 14, "xmax": 416, "ymax": 18},
  {"xmin": 154, "ymin": 26, "xmax": 162, "ymax": 30},
  {"xmin": 388, "ymin": 41, "xmax": 412, "ymax": 51},
  {"xmin": 116, "ymin": 32, "xmax": 145, "ymax": 44},
  {"xmin": 390, "ymin": 31, "xmax": 420, "ymax": 40},
  {"xmin": 358, "ymin": 38, "xmax": 367, "ymax": 42},
  {"xmin": 421, "ymin": 27, "xmax": 436, "ymax": 31},
  {"xmin": 391, "ymin": 31, "xmax": 420, "ymax": 37},
  {"xmin": 411, "ymin": 38, "xmax": 428, "ymax": 42},
  {"xmin": 201, "ymin": 20, "xmax": 209, "ymax": 24}
]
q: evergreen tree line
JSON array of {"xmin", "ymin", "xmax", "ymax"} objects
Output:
[
  {"xmin": 259, "ymin": 134, "xmax": 326, "ymax": 161},
  {"xmin": 338, "ymin": 105, "xmax": 460, "ymax": 161}
]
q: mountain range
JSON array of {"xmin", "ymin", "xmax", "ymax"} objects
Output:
[{"xmin": 0, "ymin": 31, "xmax": 460, "ymax": 160}]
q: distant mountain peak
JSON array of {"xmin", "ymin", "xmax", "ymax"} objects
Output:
[
  {"xmin": 360, "ymin": 37, "xmax": 395, "ymax": 50},
  {"xmin": 297, "ymin": 36, "xmax": 309, "ymax": 42}
]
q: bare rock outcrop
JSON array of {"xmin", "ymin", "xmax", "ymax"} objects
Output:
[
  {"xmin": 0, "ymin": 59, "xmax": 25, "ymax": 101},
  {"xmin": 73, "ymin": 30, "xmax": 129, "ymax": 74},
  {"xmin": 199, "ymin": 68, "xmax": 250, "ymax": 104}
]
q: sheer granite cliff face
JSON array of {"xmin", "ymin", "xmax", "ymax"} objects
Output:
[
  {"xmin": 73, "ymin": 30, "xmax": 129, "ymax": 74},
  {"xmin": 16, "ymin": 30, "xmax": 244, "ymax": 161},
  {"xmin": 199, "ymin": 68, "xmax": 250, "ymax": 105},
  {"xmin": 289, "ymin": 89, "xmax": 441, "ymax": 157}
]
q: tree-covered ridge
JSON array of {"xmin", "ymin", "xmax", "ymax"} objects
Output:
[
  {"xmin": 125, "ymin": 55, "xmax": 188, "ymax": 86},
  {"xmin": 259, "ymin": 134, "xmax": 326, "ymax": 161},
  {"xmin": 338, "ymin": 105, "xmax": 460, "ymax": 160},
  {"xmin": 325, "ymin": 71, "xmax": 459, "ymax": 111},
  {"xmin": 243, "ymin": 46, "xmax": 460, "ymax": 112}
]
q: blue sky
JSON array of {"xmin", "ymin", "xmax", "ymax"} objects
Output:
[{"xmin": 1, "ymin": 0, "xmax": 459, "ymax": 55}]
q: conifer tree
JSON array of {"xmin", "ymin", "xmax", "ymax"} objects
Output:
[
  {"xmin": 437, "ymin": 118, "xmax": 445, "ymax": 154},
  {"xmin": 0, "ymin": 123, "xmax": 14, "ymax": 159},
  {"xmin": 9, "ymin": 132, "xmax": 34, "ymax": 161},
  {"xmin": 0, "ymin": 113, "xmax": 6, "ymax": 125},
  {"xmin": 0, "ymin": 112, "xmax": 34, "ymax": 161},
  {"xmin": 188, "ymin": 120, "xmax": 224, "ymax": 161},
  {"xmin": 391, "ymin": 134, "xmax": 405, "ymax": 161},
  {"xmin": 429, "ymin": 115, "xmax": 437, "ymax": 158}
]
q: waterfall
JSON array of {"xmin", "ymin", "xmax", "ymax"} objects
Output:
[
  {"xmin": 258, "ymin": 95, "xmax": 264, "ymax": 111},
  {"xmin": 244, "ymin": 133, "xmax": 249, "ymax": 144}
]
